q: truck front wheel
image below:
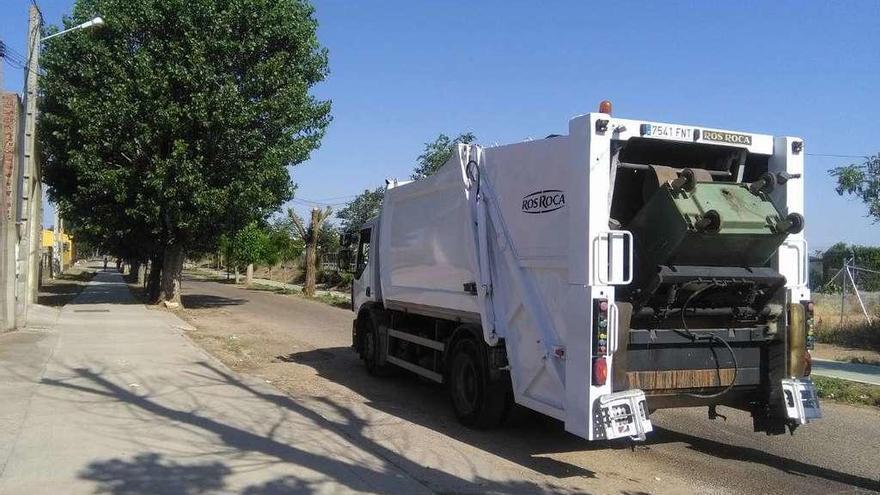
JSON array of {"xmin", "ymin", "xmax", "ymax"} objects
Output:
[
  {"xmin": 449, "ymin": 337, "xmax": 510, "ymax": 428},
  {"xmin": 362, "ymin": 316, "xmax": 393, "ymax": 376}
]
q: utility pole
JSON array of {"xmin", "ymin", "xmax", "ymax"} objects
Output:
[
  {"xmin": 53, "ymin": 205, "xmax": 59, "ymax": 276},
  {"xmin": 16, "ymin": 4, "xmax": 42, "ymax": 322}
]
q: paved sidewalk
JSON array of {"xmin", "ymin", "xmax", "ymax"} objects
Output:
[
  {"xmin": 812, "ymin": 359, "xmax": 880, "ymax": 386},
  {"xmin": 0, "ymin": 266, "xmax": 428, "ymax": 494}
]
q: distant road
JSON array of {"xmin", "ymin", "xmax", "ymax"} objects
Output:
[{"xmin": 813, "ymin": 359, "xmax": 880, "ymax": 385}]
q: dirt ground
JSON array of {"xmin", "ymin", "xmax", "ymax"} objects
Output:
[
  {"xmin": 162, "ymin": 272, "xmax": 880, "ymax": 495},
  {"xmin": 811, "ymin": 342, "xmax": 880, "ymax": 365}
]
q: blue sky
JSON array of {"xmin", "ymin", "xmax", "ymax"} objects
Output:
[{"xmin": 2, "ymin": 0, "xmax": 878, "ymax": 251}]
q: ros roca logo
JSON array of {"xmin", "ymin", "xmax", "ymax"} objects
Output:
[{"xmin": 522, "ymin": 190, "xmax": 566, "ymax": 214}]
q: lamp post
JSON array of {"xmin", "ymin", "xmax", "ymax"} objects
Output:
[
  {"xmin": 15, "ymin": 6, "xmax": 103, "ymax": 320},
  {"xmin": 41, "ymin": 17, "xmax": 104, "ymax": 42}
]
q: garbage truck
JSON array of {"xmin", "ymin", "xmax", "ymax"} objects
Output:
[{"xmin": 345, "ymin": 103, "xmax": 821, "ymax": 441}]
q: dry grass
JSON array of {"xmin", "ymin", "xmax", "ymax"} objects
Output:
[
  {"xmin": 813, "ymin": 293, "xmax": 880, "ymax": 352},
  {"xmin": 813, "ymin": 316, "xmax": 880, "ymax": 352}
]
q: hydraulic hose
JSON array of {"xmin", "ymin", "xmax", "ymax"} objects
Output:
[{"xmin": 674, "ymin": 283, "xmax": 740, "ymax": 399}]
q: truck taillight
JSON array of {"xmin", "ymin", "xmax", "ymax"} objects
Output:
[
  {"xmin": 593, "ymin": 357, "xmax": 608, "ymax": 386},
  {"xmin": 592, "ymin": 299, "xmax": 609, "ymax": 385},
  {"xmin": 802, "ymin": 300, "xmax": 815, "ymax": 350}
]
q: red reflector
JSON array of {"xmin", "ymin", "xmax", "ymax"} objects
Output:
[
  {"xmin": 804, "ymin": 351, "xmax": 812, "ymax": 377},
  {"xmin": 592, "ymin": 357, "xmax": 608, "ymax": 386}
]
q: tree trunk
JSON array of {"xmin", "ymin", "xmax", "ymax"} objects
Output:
[
  {"xmin": 160, "ymin": 243, "xmax": 185, "ymax": 306},
  {"xmin": 245, "ymin": 263, "xmax": 254, "ymax": 286},
  {"xmin": 304, "ymin": 244, "xmax": 317, "ymax": 296},
  {"xmin": 234, "ymin": 267, "xmax": 240, "ymax": 284},
  {"xmin": 128, "ymin": 259, "xmax": 141, "ymax": 283},
  {"xmin": 138, "ymin": 261, "xmax": 147, "ymax": 286},
  {"xmin": 147, "ymin": 254, "xmax": 163, "ymax": 303}
]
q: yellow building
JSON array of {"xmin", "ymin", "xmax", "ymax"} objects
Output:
[{"xmin": 42, "ymin": 229, "xmax": 75, "ymax": 272}]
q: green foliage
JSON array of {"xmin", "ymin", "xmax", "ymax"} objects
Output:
[
  {"xmin": 316, "ymin": 223, "xmax": 340, "ymax": 258},
  {"xmin": 39, "ymin": 0, "xmax": 331, "ymax": 269},
  {"xmin": 231, "ymin": 222, "xmax": 270, "ymax": 267},
  {"xmin": 829, "ymin": 154, "xmax": 880, "ymax": 220},
  {"xmin": 813, "ymin": 376, "xmax": 880, "ymax": 407},
  {"xmin": 267, "ymin": 222, "xmax": 304, "ymax": 264},
  {"xmin": 820, "ymin": 243, "xmax": 880, "ymax": 291},
  {"xmin": 336, "ymin": 187, "xmax": 384, "ymax": 234},
  {"xmin": 411, "ymin": 132, "xmax": 476, "ymax": 180},
  {"xmin": 317, "ymin": 269, "xmax": 349, "ymax": 287}
]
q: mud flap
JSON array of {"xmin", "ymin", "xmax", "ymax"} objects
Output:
[{"xmin": 594, "ymin": 389, "xmax": 653, "ymax": 441}]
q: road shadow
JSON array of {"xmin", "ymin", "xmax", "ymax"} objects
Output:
[
  {"xmin": 283, "ymin": 347, "xmax": 880, "ymax": 492},
  {"xmin": 41, "ymin": 364, "xmax": 580, "ymax": 494},
  {"xmin": 275, "ymin": 348, "xmax": 610, "ymax": 480},
  {"xmin": 38, "ymin": 271, "xmax": 97, "ymax": 307},
  {"xmin": 79, "ymin": 453, "xmax": 230, "ymax": 495},
  {"xmin": 646, "ymin": 426, "xmax": 880, "ymax": 492},
  {"xmin": 181, "ymin": 294, "xmax": 247, "ymax": 309}
]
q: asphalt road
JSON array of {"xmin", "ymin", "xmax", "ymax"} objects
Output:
[
  {"xmin": 813, "ymin": 359, "xmax": 880, "ymax": 385},
  {"xmin": 180, "ymin": 274, "xmax": 880, "ymax": 494}
]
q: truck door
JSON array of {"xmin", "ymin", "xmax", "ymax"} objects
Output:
[{"xmin": 352, "ymin": 226, "xmax": 375, "ymax": 311}]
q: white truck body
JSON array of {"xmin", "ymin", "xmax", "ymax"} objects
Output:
[{"xmin": 352, "ymin": 111, "xmax": 820, "ymax": 441}]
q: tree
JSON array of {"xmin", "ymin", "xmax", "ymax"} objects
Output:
[
  {"xmin": 40, "ymin": 0, "xmax": 331, "ymax": 305},
  {"xmin": 830, "ymin": 154, "xmax": 880, "ymax": 220},
  {"xmin": 266, "ymin": 221, "xmax": 304, "ymax": 265},
  {"xmin": 336, "ymin": 187, "xmax": 384, "ymax": 235},
  {"xmin": 289, "ymin": 207, "xmax": 332, "ymax": 296},
  {"xmin": 231, "ymin": 222, "xmax": 270, "ymax": 285},
  {"xmin": 411, "ymin": 132, "xmax": 476, "ymax": 180}
]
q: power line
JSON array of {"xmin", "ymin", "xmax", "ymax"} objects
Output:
[{"xmin": 806, "ymin": 153, "xmax": 871, "ymax": 159}]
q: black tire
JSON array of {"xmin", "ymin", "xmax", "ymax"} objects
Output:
[
  {"xmin": 362, "ymin": 316, "xmax": 393, "ymax": 376},
  {"xmin": 448, "ymin": 337, "xmax": 511, "ymax": 428}
]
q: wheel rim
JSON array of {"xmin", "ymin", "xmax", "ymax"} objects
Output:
[{"xmin": 454, "ymin": 347, "xmax": 479, "ymax": 412}]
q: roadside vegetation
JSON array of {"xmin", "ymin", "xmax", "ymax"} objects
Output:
[
  {"xmin": 813, "ymin": 376, "xmax": 880, "ymax": 408},
  {"xmin": 814, "ymin": 317, "xmax": 880, "ymax": 352}
]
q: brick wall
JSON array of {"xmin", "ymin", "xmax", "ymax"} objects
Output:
[{"xmin": 1, "ymin": 93, "xmax": 22, "ymax": 222}]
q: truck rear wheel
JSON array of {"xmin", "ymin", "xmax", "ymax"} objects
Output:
[
  {"xmin": 449, "ymin": 337, "xmax": 510, "ymax": 428},
  {"xmin": 362, "ymin": 316, "xmax": 393, "ymax": 376}
]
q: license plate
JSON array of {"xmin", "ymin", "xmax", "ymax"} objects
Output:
[{"xmin": 640, "ymin": 123, "xmax": 695, "ymax": 142}]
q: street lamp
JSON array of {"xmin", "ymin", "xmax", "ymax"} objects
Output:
[
  {"xmin": 41, "ymin": 17, "xmax": 104, "ymax": 42},
  {"xmin": 36, "ymin": 15, "xmax": 104, "ymax": 277}
]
